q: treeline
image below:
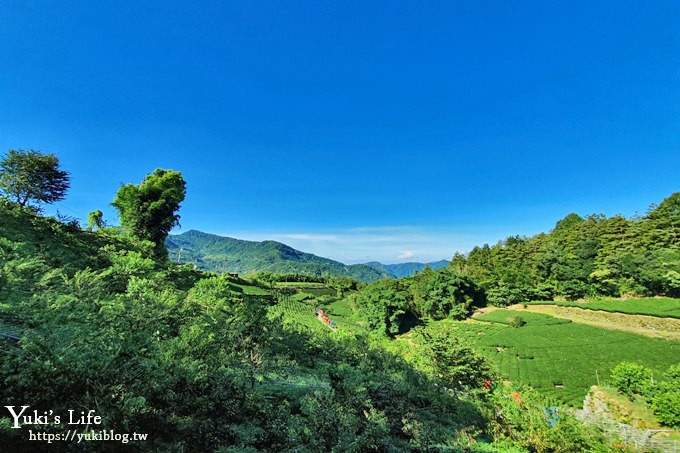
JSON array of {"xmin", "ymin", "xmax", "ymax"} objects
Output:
[
  {"xmin": 452, "ymin": 192, "xmax": 680, "ymax": 304},
  {"xmin": 253, "ymin": 272, "xmax": 327, "ymax": 284}
]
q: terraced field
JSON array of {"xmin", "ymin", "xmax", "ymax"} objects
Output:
[
  {"xmin": 459, "ymin": 310, "xmax": 679, "ymax": 406},
  {"xmin": 268, "ymin": 293, "xmax": 324, "ymax": 331},
  {"xmin": 527, "ymin": 297, "xmax": 680, "ymax": 319}
]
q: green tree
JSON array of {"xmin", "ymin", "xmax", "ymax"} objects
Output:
[
  {"xmin": 87, "ymin": 209, "xmax": 104, "ymax": 231},
  {"xmin": 554, "ymin": 212, "xmax": 585, "ymax": 232},
  {"xmin": 420, "ymin": 328, "xmax": 493, "ymax": 390},
  {"xmin": 112, "ymin": 169, "xmax": 186, "ymax": 255},
  {"xmin": 354, "ymin": 279, "xmax": 411, "ymax": 335},
  {"xmin": 411, "ymin": 269, "xmax": 484, "ymax": 320},
  {"xmin": 0, "ymin": 149, "xmax": 70, "ymax": 208},
  {"xmin": 643, "ymin": 192, "xmax": 680, "ymax": 249}
]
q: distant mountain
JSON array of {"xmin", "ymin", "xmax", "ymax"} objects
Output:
[
  {"xmin": 363, "ymin": 260, "xmax": 450, "ymax": 278},
  {"xmin": 166, "ymin": 230, "xmax": 394, "ymax": 282}
]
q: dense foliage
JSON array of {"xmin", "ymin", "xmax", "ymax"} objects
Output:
[
  {"xmin": 112, "ymin": 169, "xmax": 186, "ymax": 256},
  {"xmin": 352, "ymin": 267, "xmax": 485, "ymax": 336},
  {"xmin": 453, "ymin": 192, "xmax": 680, "ymax": 302}
]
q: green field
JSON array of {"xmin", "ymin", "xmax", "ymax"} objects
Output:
[
  {"xmin": 274, "ymin": 281, "xmax": 324, "ymax": 287},
  {"xmin": 527, "ymin": 297, "xmax": 680, "ymax": 319},
  {"xmin": 475, "ymin": 310, "xmax": 572, "ymax": 326},
  {"xmin": 268, "ymin": 292, "xmax": 371, "ymax": 336},
  {"xmin": 274, "ymin": 282, "xmax": 338, "ymax": 297},
  {"xmin": 424, "ymin": 310, "xmax": 679, "ymax": 406},
  {"xmin": 230, "ymin": 281, "xmax": 271, "ymax": 295}
]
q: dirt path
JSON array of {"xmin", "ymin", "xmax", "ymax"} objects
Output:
[{"xmin": 499, "ymin": 304, "xmax": 680, "ymax": 340}]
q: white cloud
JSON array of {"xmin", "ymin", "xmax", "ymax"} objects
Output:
[{"xmin": 398, "ymin": 251, "xmax": 415, "ymax": 259}]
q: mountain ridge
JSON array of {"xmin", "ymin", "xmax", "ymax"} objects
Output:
[
  {"xmin": 166, "ymin": 230, "xmax": 452, "ymax": 282},
  {"xmin": 166, "ymin": 229, "xmax": 395, "ymax": 282}
]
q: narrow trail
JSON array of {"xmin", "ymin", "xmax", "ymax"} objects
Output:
[{"xmin": 474, "ymin": 304, "xmax": 680, "ymax": 340}]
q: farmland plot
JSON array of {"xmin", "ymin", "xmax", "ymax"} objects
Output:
[{"xmin": 456, "ymin": 310, "xmax": 679, "ymax": 406}]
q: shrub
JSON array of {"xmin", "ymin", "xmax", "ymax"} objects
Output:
[
  {"xmin": 487, "ymin": 384, "xmax": 609, "ymax": 452},
  {"xmin": 651, "ymin": 391, "xmax": 680, "ymax": 428},
  {"xmin": 508, "ymin": 315, "xmax": 526, "ymax": 328},
  {"xmin": 610, "ymin": 362, "xmax": 652, "ymax": 395},
  {"xmin": 665, "ymin": 363, "xmax": 680, "ymax": 382}
]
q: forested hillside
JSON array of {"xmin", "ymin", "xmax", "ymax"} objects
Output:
[
  {"xmin": 166, "ymin": 230, "xmax": 393, "ymax": 282},
  {"xmin": 364, "ymin": 260, "xmax": 450, "ymax": 278},
  {"xmin": 450, "ymin": 193, "xmax": 680, "ymax": 305}
]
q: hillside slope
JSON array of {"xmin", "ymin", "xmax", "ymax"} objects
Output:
[
  {"xmin": 364, "ymin": 260, "xmax": 450, "ymax": 278},
  {"xmin": 166, "ymin": 229, "xmax": 394, "ymax": 282}
]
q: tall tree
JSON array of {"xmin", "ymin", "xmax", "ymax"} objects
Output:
[
  {"xmin": 0, "ymin": 149, "xmax": 70, "ymax": 208},
  {"xmin": 112, "ymin": 168, "xmax": 186, "ymax": 255}
]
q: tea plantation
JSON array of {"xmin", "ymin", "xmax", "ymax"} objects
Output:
[{"xmin": 458, "ymin": 309, "xmax": 679, "ymax": 406}]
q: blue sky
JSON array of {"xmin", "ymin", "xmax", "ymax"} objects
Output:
[{"xmin": 1, "ymin": 1, "xmax": 679, "ymax": 263}]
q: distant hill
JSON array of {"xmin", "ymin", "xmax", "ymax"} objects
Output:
[
  {"xmin": 363, "ymin": 260, "xmax": 450, "ymax": 278},
  {"xmin": 166, "ymin": 230, "xmax": 394, "ymax": 282}
]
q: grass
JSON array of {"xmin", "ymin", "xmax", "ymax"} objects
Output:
[
  {"xmin": 301, "ymin": 287, "xmax": 337, "ymax": 297},
  {"xmin": 422, "ymin": 310, "xmax": 679, "ymax": 406},
  {"xmin": 527, "ymin": 297, "xmax": 680, "ymax": 319},
  {"xmin": 230, "ymin": 282, "xmax": 271, "ymax": 295},
  {"xmin": 475, "ymin": 310, "xmax": 571, "ymax": 326}
]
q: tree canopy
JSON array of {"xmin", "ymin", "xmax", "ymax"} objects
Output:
[
  {"xmin": 0, "ymin": 149, "xmax": 70, "ymax": 208},
  {"xmin": 455, "ymin": 192, "xmax": 680, "ymax": 302},
  {"xmin": 112, "ymin": 168, "xmax": 186, "ymax": 255}
]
